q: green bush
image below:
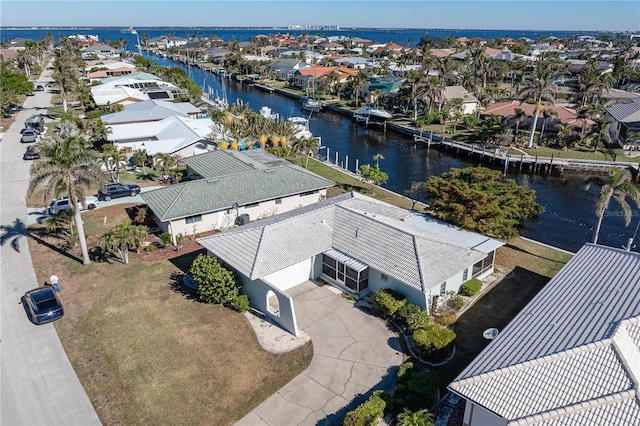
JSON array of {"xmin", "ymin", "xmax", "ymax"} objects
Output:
[
  {"xmin": 460, "ymin": 278, "xmax": 483, "ymax": 296},
  {"xmin": 190, "ymin": 254, "xmax": 242, "ymax": 305},
  {"xmin": 144, "ymin": 243, "xmax": 157, "ymax": 252},
  {"xmin": 406, "ymin": 310, "xmax": 432, "ymax": 333},
  {"xmin": 447, "ymin": 295, "xmax": 465, "ymax": 311},
  {"xmin": 413, "ymin": 323, "xmax": 456, "ymax": 363},
  {"xmin": 160, "ymin": 232, "xmax": 172, "ymax": 245},
  {"xmin": 231, "ymin": 294, "xmax": 250, "ymax": 313},
  {"xmin": 393, "ymin": 362, "xmax": 439, "ymax": 412},
  {"xmin": 396, "ymin": 303, "xmax": 422, "ymax": 325},
  {"xmin": 434, "ymin": 313, "xmax": 457, "ymax": 327},
  {"xmin": 372, "ymin": 288, "xmax": 407, "ymax": 317},
  {"xmin": 341, "ymin": 390, "xmax": 389, "ymax": 426}
]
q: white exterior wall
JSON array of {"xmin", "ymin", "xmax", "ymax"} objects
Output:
[
  {"xmin": 263, "ymin": 258, "xmax": 314, "ymax": 292},
  {"xmin": 426, "ymin": 266, "xmax": 472, "ymax": 307},
  {"xmin": 367, "ymin": 270, "xmax": 428, "ymax": 310},
  {"xmin": 462, "ymin": 400, "xmax": 507, "ymax": 426},
  {"xmin": 463, "ymin": 101, "xmax": 478, "ymax": 115}
]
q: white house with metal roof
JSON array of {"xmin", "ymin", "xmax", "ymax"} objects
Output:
[
  {"xmin": 107, "ymin": 115, "xmax": 216, "ymax": 157},
  {"xmin": 196, "ymin": 191, "xmax": 501, "ymax": 336},
  {"xmin": 449, "ymin": 243, "xmax": 640, "ymax": 426},
  {"xmin": 101, "ymin": 99, "xmax": 201, "ymax": 125},
  {"xmin": 606, "ymin": 97, "xmax": 640, "ymax": 148},
  {"xmin": 141, "ymin": 149, "xmax": 334, "ymax": 245},
  {"xmin": 91, "ymin": 75, "xmax": 181, "ymax": 106}
]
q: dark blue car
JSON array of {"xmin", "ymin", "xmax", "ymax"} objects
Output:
[{"xmin": 23, "ymin": 287, "xmax": 64, "ymax": 325}]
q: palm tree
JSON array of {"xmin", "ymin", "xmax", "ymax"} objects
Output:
[
  {"xmin": 513, "ymin": 108, "xmax": 527, "ymax": 145},
  {"xmin": 396, "ymin": 408, "xmax": 435, "ymax": 426},
  {"xmin": 584, "ymin": 168, "xmax": 640, "ymax": 244},
  {"xmin": 518, "ymin": 58, "xmax": 563, "ymax": 148},
  {"xmin": 469, "ymin": 48, "xmax": 486, "ymax": 94},
  {"xmin": 588, "ymin": 116, "xmax": 612, "ymax": 154},
  {"xmin": 99, "ymin": 220, "xmax": 148, "ymax": 264},
  {"xmin": 577, "ymin": 58, "xmax": 611, "ymax": 106},
  {"xmin": 449, "ymin": 98, "xmax": 464, "ymax": 134},
  {"xmin": 28, "ymin": 135, "xmax": 103, "ymax": 265},
  {"xmin": 154, "ymin": 152, "xmax": 175, "ymax": 176},
  {"xmin": 350, "ymin": 70, "xmax": 369, "ymax": 108},
  {"xmin": 539, "ymin": 108, "xmax": 559, "ymax": 144},
  {"xmin": 132, "ymin": 150, "xmax": 149, "ymax": 174},
  {"xmin": 403, "ymin": 69, "xmax": 426, "ymax": 121}
]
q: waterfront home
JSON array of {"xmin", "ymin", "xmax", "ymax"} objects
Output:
[
  {"xmin": 81, "ymin": 44, "xmax": 120, "ymax": 60},
  {"xmin": 100, "ymin": 99, "xmax": 200, "ymax": 125},
  {"xmin": 482, "ymin": 100, "xmax": 593, "ymax": 131},
  {"xmin": 91, "ymin": 74, "xmax": 182, "ymax": 106},
  {"xmin": 442, "ymin": 86, "xmax": 480, "ymax": 115},
  {"xmin": 606, "ymin": 97, "xmax": 640, "ymax": 146},
  {"xmin": 85, "ymin": 60, "xmax": 137, "ymax": 82},
  {"xmin": 449, "ymin": 244, "xmax": 640, "ymax": 426},
  {"xmin": 106, "ymin": 115, "xmax": 216, "ymax": 157},
  {"xmin": 202, "ymin": 46, "xmax": 232, "ymax": 64},
  {"xmin": 141, "ymin": 149, "xmax": 334, "ymax": 245},
  {"xmin": 269, "ymin": 58, "xmax": 305, "ymax": 81},
  {"xmin": 196, "ymin": 191, "xmax": 501, "ymax": 336}
]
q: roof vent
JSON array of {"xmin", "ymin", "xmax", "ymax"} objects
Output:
[
  {"xmin": 264, "ymin": 169, "xmax": 275, "ymax": 174},
  {"xmin": 207, "ymin": 178, "xmax": 218, "ymax": 184}
]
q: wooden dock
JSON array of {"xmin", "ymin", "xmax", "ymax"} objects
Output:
[{"xmin": 253, "ymin": 83, "xmax": 275, "ymax": 93}]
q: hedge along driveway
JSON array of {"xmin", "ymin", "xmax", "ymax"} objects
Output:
[{"xmin": 239, "ymin": 281, "xmax": 403, "ymax": 426}]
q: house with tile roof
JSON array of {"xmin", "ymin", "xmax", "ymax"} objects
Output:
[
  {"xmin": 605, "ymin": 97, "xmax": 640, "ymax": 146},
  {"xmin": 141, "ymin": 149, "xmax": 335, "ymax": 245},
  {"xmin": 101, "ymin": 99, "xmax": 200, "ymax": 125},
  {"xmin": 482, "ymin": 100, "xmax": 593, "ymax": 130},
  {"xmin": 443, "ymin": 86, "xmax": 480, "ymax": 115},
  {"xmin": 196, "ymin": 191, "xmax": 501, "ymax": 336},
  {"xmin": 449, "ymin": 243, "xmax": 640, "ymax": 426}
]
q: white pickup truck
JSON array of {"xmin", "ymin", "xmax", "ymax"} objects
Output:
[{"xmin": 48, "ymin": 196, "xmax": 99, "ymax": 215}]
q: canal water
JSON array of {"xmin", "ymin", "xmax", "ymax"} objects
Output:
[{"xmin": 147, "ymin": 53, "xmax": 640, "ymax": 254}]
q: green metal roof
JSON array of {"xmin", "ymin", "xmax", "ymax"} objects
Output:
[
  {"xmin": 182, "ymin": 149, "xmax": 267, "ymax": 178},
  {"xmin": 141, "ymin": 164, "xmax": 335, "ymax": 221}
]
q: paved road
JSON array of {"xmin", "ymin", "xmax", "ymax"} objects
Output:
[
  {"xmin": 1, "ymin": 66, "xmax": 101, "ymax": 425},
  {"xmin": 238, "ymin": 282, "xmax": 402, "ymax": 426}
]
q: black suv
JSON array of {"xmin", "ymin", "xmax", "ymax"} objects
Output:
[{"xmin": 98, "ymin": 183, "xmax": 141, "ymax": 201}]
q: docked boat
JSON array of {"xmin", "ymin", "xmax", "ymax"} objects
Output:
[
  {"xmin": 121, "ymin": 27, "xmax": 137, "ymax": 34},
  {"xmin": 302, "ymin": 97, "xmax": 322, "ymax": 113},
  {"xmin": 288, "ymin": 116, "xmax": 314, "ymax": 139},
  {"xmin": 355, "ymin": 105, "xmax": 393, "ymax": 121}
]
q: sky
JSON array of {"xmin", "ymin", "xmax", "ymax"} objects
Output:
[{"xmin": 2, "ymin": 0, "xmax": 639, "ymax": 32}]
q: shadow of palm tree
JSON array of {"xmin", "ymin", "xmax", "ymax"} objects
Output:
[
  {"xmin": 0, "ymin": 218, "xmax": 29, "ymax": 252},
  {"xmin": 136, "ymin": 173, "xmax": 157, "ymax": 181},
  {"xmin": 26, "ymin": 230, "xmax": 83, "ymax": 264}
]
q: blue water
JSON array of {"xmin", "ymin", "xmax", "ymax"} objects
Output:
[{"xmin": 4, "ymin": 28, "xmax": 638, "ymax": 253}]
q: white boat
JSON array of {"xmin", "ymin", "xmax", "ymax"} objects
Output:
[
  {"xmin": 288, "ymin": 116, "xmax": 314, "ymax": 139},
  {"xmin": 302, "ymin": 98, "xmax": 322, "ymax": 113},
  {"xmin": 121, "ymin": 27, "xmax": 137, "ymax": 34},
  {"xmin": 355, "ymin": 105, "xmax": 393, "ymax": 121}
]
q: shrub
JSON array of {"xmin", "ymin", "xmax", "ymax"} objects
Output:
[
  {"xmin": 190, "ymin": 254, "xmax": 242, "ymax": 305},
  {"xmin": 413, "ymin": 323, "xmax": 456, "ymax": 363},
  {"xmin": 231, "ymin": 294, "xmax": 250, "ymax": 313},
  {"xmin": 372, "ymin": 288, "xmax": 407, "ymax": 317},
  {"xmin": 396, "ymin": 303, "xmax": 422, "ymax": 325},
  {"xmin": 160, "ymin": 232, "xmax": 172, "ymax": 245},
  {"xmin": 460, "ymin": 278, "xmax": 483, "ymax": 296},
  {"xmin": 393, "ymin": 362, "xmax": 439, "ymax": 412},
  {"xmin": 406, "ymin": 310, "xmax": 432, "ymax": 333},
  {"xmin": 341, "ymin": 390, "xmax": 389, "ymax": 426},
  {"xmin": 434, "ymin": 313, "xmax": 457, "ymax": 327},
  {"xmin": 144, "ymin": 243, "xmax": 157, "ymax": 252},
  {"xmin": 447, "ymin": 295, "xmax": 465, "ymax": 311}
]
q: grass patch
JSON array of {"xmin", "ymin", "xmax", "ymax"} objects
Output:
[{"xmin": 28, "ymin": 206, "xmax": 313, "ymax": 425}]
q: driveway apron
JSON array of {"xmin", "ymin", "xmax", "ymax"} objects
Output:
[{"xmin": 238, "ymin": 282, "xmax": 402, "ymax": 426}]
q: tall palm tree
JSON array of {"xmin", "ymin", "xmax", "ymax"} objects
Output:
[
  {"xmin": 403, "ymin": 69, "xmax": 426, "ymax": 121},
  {"xmin": 577, "ymin": 59, "xmax": 611, "ymax": 106},
  {"xmin": 132, "ymin": 150, "xmax": 149, "ymax": 174},
  {"xmin": 28, "ymin": 135, "xmax": 103, "ymax": 265},
  {"xmin": 350, "ymin": 70, "xmax": 369, "ymax": 108},
  {"xmin": 154, "ymin": 152, "xmax": 176, "ymax": 176},
  {"xmin": 584, "ymin": 168, "xmax": 640, "ymax": 244},
  {"xmin": 518, "ymin": 58, "xmax": 563, "ymax": 148},
  {"xmin": 539, "ymin": 108, "xmax": 559, "ymax": 144},
  {"xmin": 588, "ymin": 116, "xmax": 612, "ymax": 154},
  {"xmin": 396, "ymin": 408, "xmax": 435, "ymax": 426},
  {"xmin": 469, "ymin": 48, "xmax": 486, "ymax": 94},
  {"xmin": 513, "ymin": 108, "xmax": 527, "ymax": 144}
]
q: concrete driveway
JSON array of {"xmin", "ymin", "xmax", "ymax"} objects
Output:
[
  {"xmin": 238, "ymin": 282, "xmax": 402, "ymax": 426},
  {"xmin": 1, "ymin": 64, "xmax": 100, "ymax": 425}
]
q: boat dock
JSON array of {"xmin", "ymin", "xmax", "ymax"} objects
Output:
[{"xmin": 253, "ymin": 83, "xmax": 276, "ymax": 93}]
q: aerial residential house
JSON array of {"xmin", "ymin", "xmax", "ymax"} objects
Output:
[
  {"xmin": 141, "ymin": 149, "xmax": 335, "ymax": 245},
  {"xmin": 82, "ymin": 44, "xmax": 121, "ymax": 60},
  {"xmin": 202, "ymin": 46, "xmax": 232, "ymax": 64},
  {"xmin": 482, "ymin": 100, "xmax": 593, "ymax": 131},
  {"xmin": 449, "ymin": 244, "xmax": 640, "ymax": 426},
  {"xmin": 106, "ymin": 115, "xmax": 216, "ymax": 157},
  {"xmin": 196, "ymin": 191, "xmax": 502, "ymax": 336},
  {"xmin": 165, "ymin": 35, "xmax": 188, "ymax": 48},
  {"xmin": 100, "ymin": 99, "xmax": 201, "ymax": 125},
  {"xmin": 85, "ymin": 60, "xmax": 137, "ymax": 81},
  {"xmin": 443, "ymin": 86, "xmax": 480, "ymax": 115},
  {"xmin": 269, "ymin": 58, "xmax": 305, "ymax": 81},
  {"xmin": 605, "ymin": 97, "xmax": 640, "ymax": 147},
  {"xmin": 91, "ymin": 73, "xmax": 182, "ymax": 106}
]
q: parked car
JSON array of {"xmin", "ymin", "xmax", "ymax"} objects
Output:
[
  {"xmin": 22, "ymin": 286, "xmax": 64, "ymax": 325},
  {"xmin": 23, "ymin": 146, "xmax": 41, "ymax": 160},
  {"xmin": 98, "ymin": 183, "xmax": 141, "ymax": 201},
  {"xmin": 36, "ymin": 84, "xmax": 45, "ymax": 91},
  {"xmin": 48, "ymin": 195, "xmax": 99, "ymax": 215},
  {"xmin": 20, "ymin": 128, "xmax": 37, "ymax": 143},
  {"xmin": 25, "ymin": 115, "xmax": 44, "ymax": 133}
]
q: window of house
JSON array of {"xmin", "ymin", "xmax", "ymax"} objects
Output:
[
  {"xmin": 275, "ymin": 198, "xmax": 282, "ymax": 205},
  {"xmin": 381, "ymin": 273, "xmax": 388, "ymax": 282},
  {"xmin": 462, "ymin": 268, "xmax": 468, "ymax": 282},
  {"xmin": 244, "ymin": 202, "xmax": 259, "ymax": 208},
  {"xmin": 185, "ymin": 214, "xmax": 202, "ymax": 224},
  {"xmin": 440, "ymin": 282, "xmax": 447, "ymax": 296},
  {"xmin": 300, "ymin": 190, "xmax": 319, "ymax": 197}
]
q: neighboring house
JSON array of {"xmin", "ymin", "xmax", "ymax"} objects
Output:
[
  {"xmin": 367, "ymin": 76, "xmax": 405, "ymax": 94},
  {"xmin": 106, "ymin": 115, "xmax": 216, "ymax": 157},
  {"xmin": 270, "ymin": 58, "xmax": 305, "ymax": 81},
  {"xmin": 443, "ymin": 86, "xmax": 480, "ymax": 115},
  {"xmin": 202, "ymin": 46, "xmax": 232, "ymax": 64},
  {"xmin": 141, "ymin": 149, "xmax": 335, "ymax": 245},
  {"xmin": 82, "ymin": 44, "xmax": 121, "ymax": 59},
  {"xmin": 85, "ymin": 60, "xmax": 137, "ymax": 81},
  {"xmin": 101, "ymin": 99, "xmax": 200, "ymax": 125},
  {"xmin": 606, "ymin": 97, "xmax": 640, "ymax": 146},
  {"xmin": 449, "ymin": 243, "xmax": 640, "ymax": 426},
  {"xmin": 196, "ymin": 191, "xmax": 501, "ymax": 336},
  {"xmin": 482, "ymin": 100, "xmax": 593, "ymax": 130},
  {"xmin": 600, "ymin": 88, "xmax": 640, "ymax": 106},
  {"xmin": 91, "ymin": 74, "xmax": 181, "ymax": 106}
]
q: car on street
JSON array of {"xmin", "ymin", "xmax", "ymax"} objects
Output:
[
  {"xmin": 36, "ymin": 84, "xmax": 45, "ymax": 91},
  {"xmin": 22, "ymin": 286, "xmax": 65, "ymax": 325},
  {"xmin": 20, "ymin": 128, "xmax": 37, "ymax": 143},
  {"xmin": 48, "ymin": 195, "xmax": 99, "ymax": 215},
  {"xmin": 98, "ymin": 182, "xmax": 141, "ymax": 201},
  {"xmin": 23, "ymin": 146, "xmax": 41, "ymax": 160}
]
